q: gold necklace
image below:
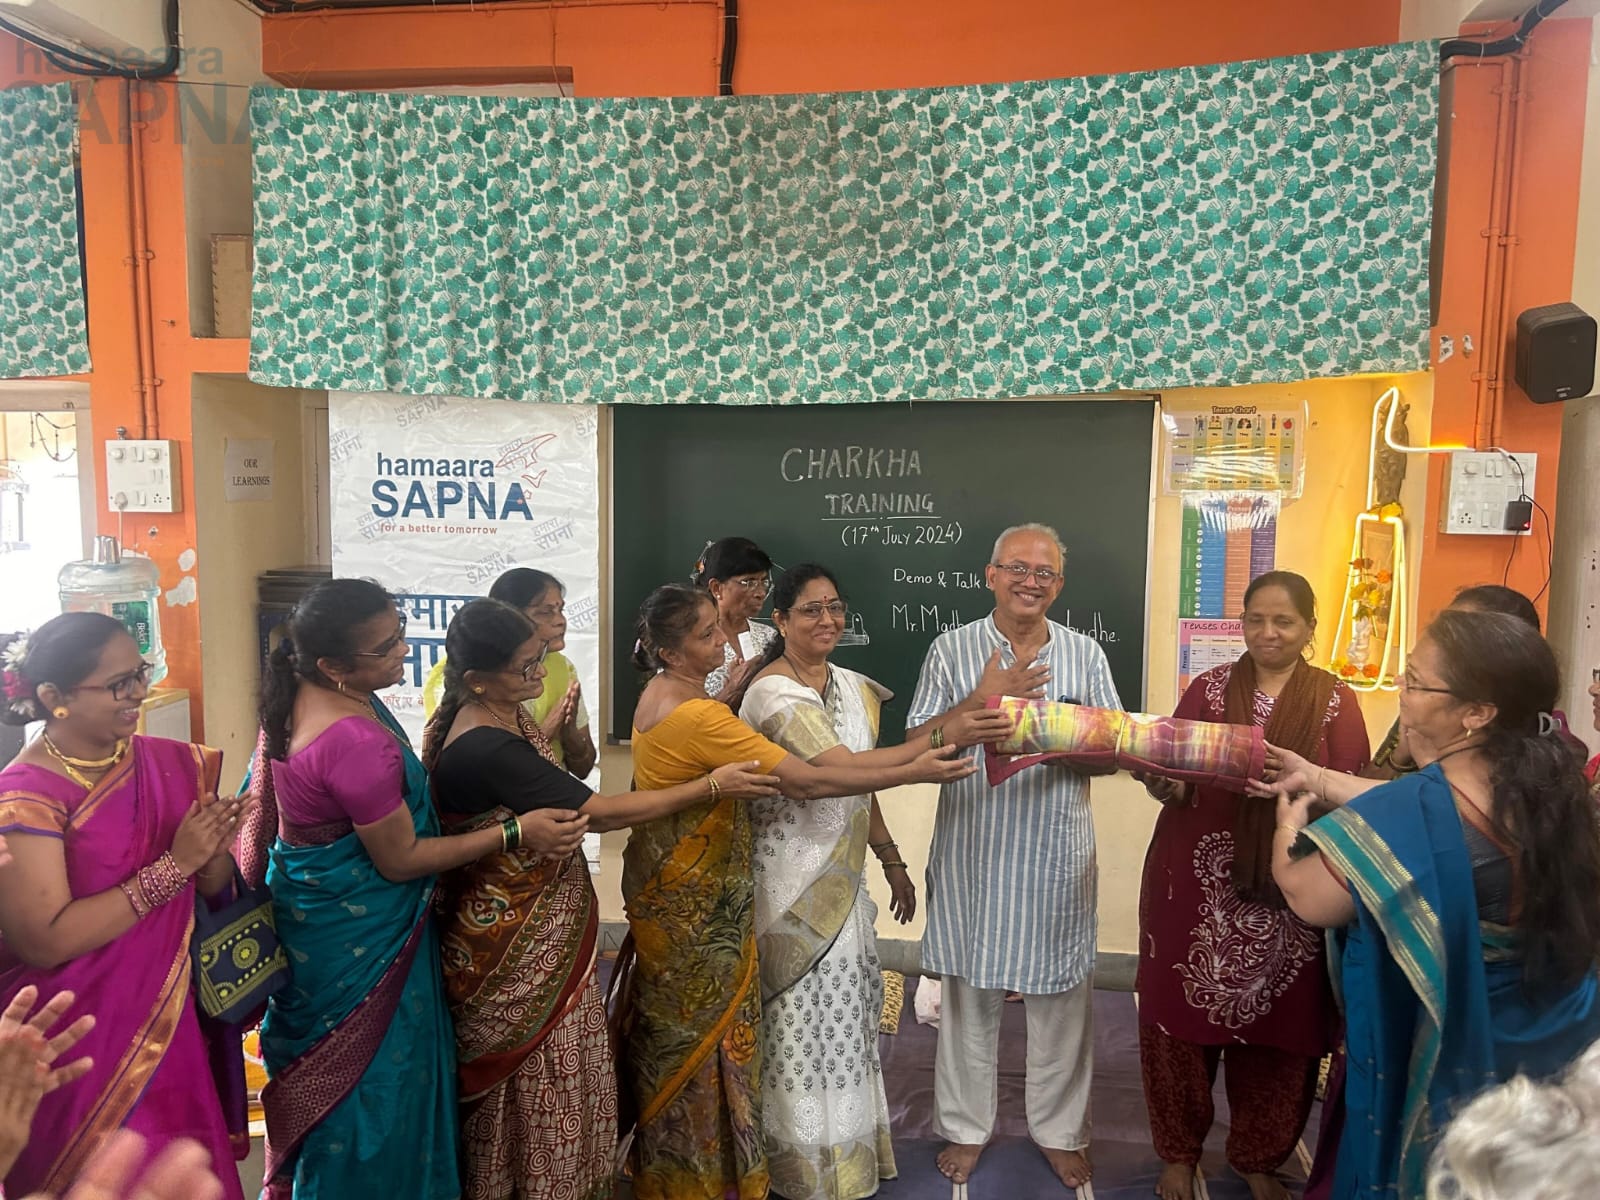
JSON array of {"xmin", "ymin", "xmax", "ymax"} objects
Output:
[
  {"xmin": 473, "ymin": 699, "xmax": 523, "ymax": 733},
  {"xmin": 42, "ymin": 733, "xmax": 128, "ymax": 789},
  {"xmin": 349, "ymin": 692, "xmax": 408, "ymax": 747}
]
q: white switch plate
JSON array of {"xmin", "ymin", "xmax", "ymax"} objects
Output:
[
  {"xmin": 105, "ymin": 439, "xmax": 181, "ymax": 513},
  {"xmin": 1440, "ymin": 450, "xmax": 1535, "ymax": 536}
]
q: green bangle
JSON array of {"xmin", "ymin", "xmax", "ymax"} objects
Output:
[{"xmin": 501, "ymin": 816, "xmax": 521, "ymax": 852}]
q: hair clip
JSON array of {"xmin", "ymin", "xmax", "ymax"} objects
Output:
[{"xmin": 1537, "ymin": 712, "xmax": 1560, "ymax": 737}]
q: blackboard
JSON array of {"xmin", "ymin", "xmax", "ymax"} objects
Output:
[{"xmin": 609, "ymin": 400, "xmax": 1155, "ymax": 739}]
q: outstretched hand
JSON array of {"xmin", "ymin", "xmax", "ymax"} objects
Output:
[
  {"xmin": 24, "ymin": 1131, "xmax": 224, "ymax": 1200},
  {"xmin": 0, "ymin": 987, "xmax": 94, "ymax": 1095}
]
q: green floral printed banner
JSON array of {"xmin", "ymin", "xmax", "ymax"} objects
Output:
[
  {"xmin": 0, "ymin": 85, "xmax": 89, "ymax": 378},
  {"xmin": 250, "ymin": 42, "xmax": 1437, "ymax": 404}
]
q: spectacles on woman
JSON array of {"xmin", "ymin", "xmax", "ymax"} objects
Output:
[
  {"xmin": 1398, "ymin": 671, "xmax": 1453, "ymax": 696},
  {"xmin": 79, "ymin": 661, "xmax": 154, "ymax": 702},
  {"xmin": 509, "ymin": 641, "xmax": 551, "ymax": 681},
  {"xmin": 725, "ymin": 575, "xmax": 770, "ymax": 594},
  {"xmin": 350, "ymin": 613, "xmax": 409, "ymax": 659},
  {"xmin": 993, "ymin": 562, "xmax": 1061, "ymax": 585},
  {"xmin": 791, "ymin": 601, "xmax": 848, "ymax": 621}
]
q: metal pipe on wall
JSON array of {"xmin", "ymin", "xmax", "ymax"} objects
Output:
[{"xmin": 126, "ymin": 80, "xmax": 161, "ymax": 439}]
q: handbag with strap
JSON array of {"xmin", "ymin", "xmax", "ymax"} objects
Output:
[
  {"xmin": 191, "ymin": 737, "xmax": 289, "ymax": 1025},
  {"xmin": 193, "ymin": 866, "xmax": 289, "ymax": 1024}
]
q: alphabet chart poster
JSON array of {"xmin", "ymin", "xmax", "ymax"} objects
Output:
[{"xmin": 1162, "ymin": 404, "xmax": 1305, "ymax": 497}]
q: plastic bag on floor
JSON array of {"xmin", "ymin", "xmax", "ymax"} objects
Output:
[{"xmin": 914, "ymin": 975, "xmax": 942, "ymax": 1028}]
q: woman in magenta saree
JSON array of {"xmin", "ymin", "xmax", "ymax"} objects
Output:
[
  {"xmin": 0, "ymin": 614, "xmax": 247, "ymax": 1198},
  {"xmin": 244, "ymin": 580, "xmax": 589, "ymax": 1200}
]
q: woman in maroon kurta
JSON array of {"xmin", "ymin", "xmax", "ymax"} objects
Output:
[{"xmin": 1137, "ymin": 572, "xmax": 1370, "ymax": 1200}]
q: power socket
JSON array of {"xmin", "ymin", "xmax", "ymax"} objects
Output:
[
  {"xmin": 1440, "ymin": 450, "xmax": 1535, "ymax": 536},
  {"xmin": 105, "ymin": 440, "xmax": 181, "ymax": 513}
]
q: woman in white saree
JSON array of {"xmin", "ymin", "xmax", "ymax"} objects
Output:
[{"xmin": 733, "ymin": 564, "xmax": 1011, "ymax": 1200}]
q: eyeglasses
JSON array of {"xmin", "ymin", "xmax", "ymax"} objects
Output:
[
  {"xmin": 509, "ymin": 641, "xmax": 551, "ymax": 681},
  {"xmin": 350, "ymin": 613, "xmax": 408, "ymax": 658},
  {"xmin": 1398, "ymin": 672, "xmax": 1453, "ymax": 696},
  {"xmin": 725, "ymin": 576, "xmax": 771, "ymax": 594},
  {"xmin": 80, "ymin": 661, "xmax": 154, "ymax": 702},
  {"xmin": 992, "ymin": 562, "xmax": 1062, "ymax": 585},
  {"xmin": 791, "ymin": 601, "xmax": 848, "ymax": 621}
]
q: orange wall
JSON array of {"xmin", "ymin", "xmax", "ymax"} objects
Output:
[
  {"xmin": 2, "ymin": 42, "xmax": 225, "ymax": 731},
  {"xmin": 262, "ymin": 0, "xmax": 1403, "ymax": 95},
  {"xmin": 6, "ymin": 0, "xmax": 1594, "ymax": 725},
  {"xmin": 1419, "ymin": 19, "xmax": 1592, "ymax": 624}
]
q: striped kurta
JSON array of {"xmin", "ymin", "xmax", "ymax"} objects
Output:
[{"xmin": 908, "ymin": 615, "xmax": 1122, "ymax": 994}]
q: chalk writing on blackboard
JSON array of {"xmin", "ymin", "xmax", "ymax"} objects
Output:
[
  {"xmin": 837, "ymin": 522, "xmax": 965, "ymax": 548},
  {"xmin": 1062, "ymin": 609, "xmax": 1120, "ymax": 644},
  {"xmin": 781, "ymin": 447, "xmax": 924, "ymax": 481},
  {"xmin": 890, "ymin": 603, "xmax": 967, "ymax": 634}
]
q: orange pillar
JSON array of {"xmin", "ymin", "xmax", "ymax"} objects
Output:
[{"xmin": 1418, "ymin": 18, "xmax": 1592, "ymax": 624}]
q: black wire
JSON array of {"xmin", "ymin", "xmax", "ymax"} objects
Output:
[
  {"xmin": 0, "ymin": 0, "xmax": 180, "ymax": 80},
  {"xmin": 1440, "ymin": 0, "xmax": 1571, "ymax": 62},
  {"xmin": 1530, "ymin": 497, "xmax": 1554, "ymax": 603}
]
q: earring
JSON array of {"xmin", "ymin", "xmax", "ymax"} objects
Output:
[
  {"xmin": 51, "ymin": 706, "xmax": 69, "ymax": 720},
  {"xmin": 337, "ymin": 680, "xmax": 347, "ymax": 695},
  {"xmin": 473, "ymin": 686, "xmax": 485, "ymax": 695}
]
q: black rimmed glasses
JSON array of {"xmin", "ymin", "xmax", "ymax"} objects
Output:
[
  {"xmin": 1398, "ymin": 671, "xmax": 1453, "ymax": 696},
  {"xmin": 351, "ymin": 613, "xmax": 409, "ymax": 658},
  {"xmin": 993, "ymin": 562, "xmax": 1061, "ymax": 585},
  {"xmin": 510, "ymin": 641, "xmax": 551, "ymax": 682},
  {"xmin": 80, "ymin": 661, "xmax": 154, "ymax": 702}
]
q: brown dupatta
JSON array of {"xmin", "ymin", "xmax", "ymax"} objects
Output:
[{"xmin": 1224, "ymin": 653, "xmax": 1337, "ymax": 907}]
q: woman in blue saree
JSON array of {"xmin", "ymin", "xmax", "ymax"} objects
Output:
[
  {"xmin": 1269, "ymin": 610, "xmax": 1600, "ymax": 1200},
  {"xmin": 239, "ymin": 579, "xmax": 591, "ymax": 1199}
]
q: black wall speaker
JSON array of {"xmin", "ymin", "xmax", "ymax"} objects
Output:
[{"xmin": 1514, "ymin": 302, "xmax": 1596, "ymax": 404}]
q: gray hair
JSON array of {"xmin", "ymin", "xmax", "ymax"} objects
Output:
[
  {"xmin": 990, "ymin": 523, "xmax": 1067, "ymax": 569},
  {"xmin": 1427, "ymin": 1037, "xmax": 1600, "ymax": 1200}
]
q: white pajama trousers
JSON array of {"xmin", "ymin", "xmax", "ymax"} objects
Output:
[{"xmin": 931, "ymin": 973, "xmax": 1094, "ymax": 1150}]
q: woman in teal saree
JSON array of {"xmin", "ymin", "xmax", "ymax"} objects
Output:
[
  {"xmin": 1270, "ymin": 610, "xmax": 1600, "ymax": 1200},
  {"xmin": 241, "ymin": 580, "xmax": 590, "ymax": 1199}
]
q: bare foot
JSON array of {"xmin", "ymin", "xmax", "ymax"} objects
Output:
[
  {"xmin": 1241, "ymin": 1170, "xmax": 1290, "ymax": 1200},
  {"xmin": 936, "ymin": 1142, "xmax": 985, "ymax": 1183},
  {"xmin": 1154, "ymin": 1162, "xmax": 1196, "ymax": 1200},
  {"xmin": 1040, "ymin": 1145, "xmax": 1092, "ymax": 1190}
]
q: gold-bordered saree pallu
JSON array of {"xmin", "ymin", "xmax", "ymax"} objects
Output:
[
  {"xmin": 439, "ymin": 808, "xmax": 617, "ymax": 1200},
  {"xmin": 0, "ymin": 737, "xmax": 247, "ymax": 1200},
  {"xmin": 622, "ymin": 797, "xmax": 766, "ymax": 1200}
]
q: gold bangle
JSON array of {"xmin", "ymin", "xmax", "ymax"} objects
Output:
[
  {"xmin": 1276, "ymin": 823, "xmax": 1304, "ymax": 838},
  {"xmin": 881, "ymin": 860, "xmax": 908, "ymax": 871},
  {"xmin": 929, "ymin": 726, "xmax": 946, "ymax": 750},
  {"xmin": 707, "ymin": 775, "xmax": 721, "ymax": 802}
]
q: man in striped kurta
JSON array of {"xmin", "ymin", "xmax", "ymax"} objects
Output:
[{"xmin": 907, "ymin": 523, "xmax": 1122, "ymax": 1190}]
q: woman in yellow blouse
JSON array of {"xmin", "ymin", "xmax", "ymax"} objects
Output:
[{"xmin": 423, "ymin": 568, "xmax": 595, "ymax": 777}]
